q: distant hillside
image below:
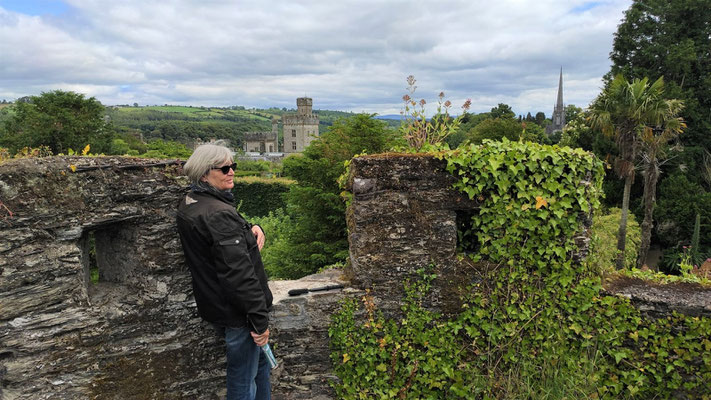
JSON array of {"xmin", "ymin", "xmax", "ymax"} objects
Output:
[
  {"xmin": 375, "ymin": 114, "xmax": 404, "ymax": 120},
  {"xmin": 1, "ymin": 103, "xmax": 401, "ymax": 150},
  {"xmin": 105, "ymin": 105, "xmax": 384, "ymax": 148},
  {"xmin": 105, "ymin": 106, "xmax": 274, "ymax": 147}
]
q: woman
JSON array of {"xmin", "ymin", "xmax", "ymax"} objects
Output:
[{"xmin": 176, "ymin": 144, "xmax": 272, "ymax": 400}]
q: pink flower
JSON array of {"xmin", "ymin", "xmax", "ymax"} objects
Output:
[
  {"xmin": 462, "ymin": 99, "xmax": 472, "ymax": 110},
  {"xmin": 419, "ymin": 99, "xmax": 426, "ymax": 106},
  {"xmin": 403, "ymin": 94, "xmax": 411, "ymax": 102},
  {"xmin": 444, "ymin": 100, "xmax": 452, "ymax": 108},
  {"xmin": 439, "ymin": 91, "xmax": 445, "ymax": 98}
]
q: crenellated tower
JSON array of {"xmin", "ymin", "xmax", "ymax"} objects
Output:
[{"xmin": 282, "ymin": 97, "xmax": 319, "ymax": 153}]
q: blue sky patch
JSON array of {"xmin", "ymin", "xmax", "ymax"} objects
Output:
[
  {"xmin": 0, "ymin": 0, "xmax": 70, "ymax": 16},
  {"xmin": 570, "ymin": 1, "xmax": 601, "ymax": 14}
]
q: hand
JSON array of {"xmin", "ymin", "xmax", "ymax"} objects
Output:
[
  {"xmin": 251, "ymin": 328, "xmax": 269, "ymax": 346},
  {"xmin": 251, "ymin": 225, "xmax": 265, "ymax": 251}
]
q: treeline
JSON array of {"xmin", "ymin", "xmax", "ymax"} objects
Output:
[
  {"xmin": 107, "ymin": 105, "xmax": 359, "ymax": 148},
  {"xmin": 444, "ymin": 102, "xmax": 572, "ymax": 148},
  {"xmin": 0, "ymin": 100, "xmax": 365, "ymax": 159},
  {"xmin": 105, "ymin": 107, "xmax": 271, "ymax": 148}
]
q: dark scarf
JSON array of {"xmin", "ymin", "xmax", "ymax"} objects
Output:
[{"xmin": 190, "ymin": 181, "xmax": 235, "ymax": 203}]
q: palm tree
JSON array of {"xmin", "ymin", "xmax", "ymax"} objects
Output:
[
  {"xmin": 588, "ymin": 75, "xmax": 684, "ymax": 269},
  {"xmin": 636, "ymin": 101, "xmax": 685, "ymax": 268}
]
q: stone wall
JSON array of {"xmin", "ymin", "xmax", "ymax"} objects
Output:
[
  {"xmin": 0, "ymin": 156, "xmax": 346, "ymax": 399},
  {"xmin": 2, "ymin": 154, "xmax": 710, "ymax": 399},
  {"xmin": 345, "ymin": 154, "xmax": 478, "ymax": 314}
]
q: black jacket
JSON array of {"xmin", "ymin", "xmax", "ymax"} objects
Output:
[{"xmin": 176, "ymin": 188, "xmax": 272, "ymax": 333}]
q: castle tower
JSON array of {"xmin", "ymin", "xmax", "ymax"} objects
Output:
[
  {"xmin": 282, "ymin": 97, "xmax": 319, "ymax": 153},
  {"xmin": 546, "ymin": 68, "xmax": 566, "ymax": 135}
]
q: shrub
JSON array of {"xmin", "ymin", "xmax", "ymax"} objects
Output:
[
  {"xmin": 587, "ymin": 207, "xmax": 641, "ymax": 272},
  {"xmin": 233, "ymin": 176, "xmax": 294, "ymax": 218},
  {"xmin": 246, "ymin": 208, "xmax": 293, "ymax": 279}
]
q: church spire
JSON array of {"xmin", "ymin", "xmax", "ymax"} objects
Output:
[
  {"xmin": 556, "ymin": 67, "xmax": 564, "ymax": 113},
  {"xmin": 546, "ymin": 67, "xmax": 566, "ymax": 135}
]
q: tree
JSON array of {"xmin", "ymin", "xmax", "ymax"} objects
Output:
[
  {"xmin": 534, "ymin": 112, "xmax": 546, "ymax": 126},
  {"xmin": 467, "ymin": 118, "xmax": 522, "ymax": 144},
  {"xmin": 274, "ymin": 114, "xmax": 400, "ymax": 277},
  {"xmin": 565, "ymin": 105, "xmax": 582, "ymax": 123},
  {"xmin": 1, "ymin": 90, "xmax": 113, "ymax": 154},
  {"xmin": 589, "ymin": 75, "xmax": 682, "ymax": 269},
  {"xmin": 635, "ymin": 97, "xmax": 685, "ymax": 267},
  {"xmin": 489, "ymin": 103, "xmax": 515, "ymax": 120},
  {"xmin": 609, "ymin": 0, "xmax": 711, "ymax": 150},
  {"xmin": 655, "ymin": 173, "xmax": 711, "ymax": 250}
]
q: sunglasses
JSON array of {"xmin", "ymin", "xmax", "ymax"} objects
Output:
[{"xmin": 211, "ymin": 163, "xmax": 237, "ymax": 174}]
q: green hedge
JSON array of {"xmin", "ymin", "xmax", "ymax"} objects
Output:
[{"xmin": 232, "ymin": 177, "xmax": 294, "ymax": 217}]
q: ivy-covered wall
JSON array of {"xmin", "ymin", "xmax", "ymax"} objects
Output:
[{"xmin": 341, "ymin": 143, "xmax": 711, "ymax": 399}]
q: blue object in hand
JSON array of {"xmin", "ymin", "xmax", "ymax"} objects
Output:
[{"xmin": 261, "ymin": 343, "xmax": 278, "ymax": 369}]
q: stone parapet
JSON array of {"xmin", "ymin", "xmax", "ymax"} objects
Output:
[
  {"xmin": 0, "ymin": 156, "xmax": 344, "ymax": 399},
  {"xmin": 345, "ymin": 154, "xmax": 479, "ymax": 312}
]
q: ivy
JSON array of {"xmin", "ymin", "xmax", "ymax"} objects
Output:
[
  {"xmin": 441, "ymin": 138, "xmax": 604, "ymax": 267},
  {"xmin": 331, "ymin": 140, "xmax": 711, "ymax": 399}
]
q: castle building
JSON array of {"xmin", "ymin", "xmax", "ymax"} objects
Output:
[
  {"xmin": 282, "ymin": 97, "xmax": 319, "ymax": 153},
  {"xmin": 546, "ymin": 68, "xmax": 566, "ymax": 135},
  {"xmin": 243, "ymin": 118, "xmax": 279, "ymax": 153}
]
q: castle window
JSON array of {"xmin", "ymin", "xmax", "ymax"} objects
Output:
[
  {"xmin": 292, "ymin": 129, "xmax": 296, "ymax": 137},
  {"xmin": 292, "ymin": 142, "xmax": 297, "ymax": 150},
  {"xmin": 80, "ymin": 222, "xmax": 140, "ymax": 302}
]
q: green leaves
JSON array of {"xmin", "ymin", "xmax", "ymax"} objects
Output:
[
  {"xmin": 1, "ymin": 90, "xmax": 114, "ymax": 155},
  {"xmin": 444, "ymin": 138, "xmax": 604, "ymax": 267}
]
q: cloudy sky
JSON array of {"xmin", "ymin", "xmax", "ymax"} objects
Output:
[{"xmin": 0, "ymin": 0, "xmax": 632, "ymax": 116}]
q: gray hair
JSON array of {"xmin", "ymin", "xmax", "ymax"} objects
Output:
[{"xmin": 183, "ymin": 144, "xmax": 233, "ymax": 184}]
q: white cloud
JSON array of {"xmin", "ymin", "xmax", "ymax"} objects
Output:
[{"xmin": 0, "ymin": 0, "xmax": 632, "ymax": 114}]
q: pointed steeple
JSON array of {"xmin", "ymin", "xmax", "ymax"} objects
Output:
[
  {"xmin": 546, "ymin": 67, "xmax": 566, "ymax": 135},
  {"xmin": 556, "ymin": 67, "xmax": 564, "ymax": 114}
]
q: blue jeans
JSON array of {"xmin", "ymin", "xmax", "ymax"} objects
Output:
[{"xmin": 225, "ymin": 326, "xmax": 271, "ymax": 400}]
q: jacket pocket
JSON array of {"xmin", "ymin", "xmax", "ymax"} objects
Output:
[
  {"xmin": 216, "ymin": 234, "xmax": 251, "ymax": 263},
  {"xmin": 219, "ymin": 237, "xmax": 244, "ymax": 247}
]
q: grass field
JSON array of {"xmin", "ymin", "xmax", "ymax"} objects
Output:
[
  {"xmin": 116, "ymin": 105, "xmax": 275, "ymax": 121},
  {"xmin": 113, "ymin": 105, "xmax": 362, "ymax": 127}
]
